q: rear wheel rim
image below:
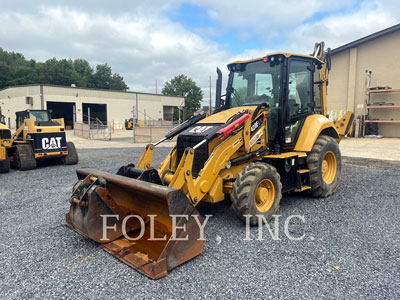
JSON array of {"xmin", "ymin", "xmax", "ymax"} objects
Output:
[
  {"xmin": 255, "ymin": 179, "xmax": 275, "ymax": 212},
  {"xmin": 321, "ymin": 151, "xmax": 337, "ymax": 184}
]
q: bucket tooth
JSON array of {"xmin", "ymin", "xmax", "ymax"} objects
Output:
[{"xmin": 66, "ymin": 168, "xmax": 204, "ymax": 279}]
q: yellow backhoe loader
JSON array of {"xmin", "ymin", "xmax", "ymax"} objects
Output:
[
  {"xmin": 66, "ymin": 42, "xmax": 354, "ymax": 279},
  {"xmin": 7, "ymin": 110, "xmax": 78, "ymax": 170},
  {"xmin": 0, "ymin": 114, "xmax": 12, "ymax": 173}
]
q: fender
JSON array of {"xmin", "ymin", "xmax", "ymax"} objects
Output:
[{"xmin": 294, "ymin": 114, "xmax": 339, "ymax": 152}]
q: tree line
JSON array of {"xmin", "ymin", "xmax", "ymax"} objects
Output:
[
  {"xmin": 0, "ymin": 47, "xmax": 204, "ymax": 120},
  {"xmin": 0, "ymin": 48, "xmax": 128, "ymax": 90}
]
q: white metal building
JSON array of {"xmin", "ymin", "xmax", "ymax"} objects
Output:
[
  {"xmin": 0, "ymin": 84, "xmax": 184, "ymax": 130},
  {"xmin": 329, "ymin": 24, "xmax": 400, "ymax": 137}
]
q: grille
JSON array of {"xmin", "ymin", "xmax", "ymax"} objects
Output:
[
  {"xmin": 176, "ymin": 135, "xmax": 209, "ymax": 175},
  {"xmin": 0, "ymin": 129, "xmax": 11, "ymax": 139}
]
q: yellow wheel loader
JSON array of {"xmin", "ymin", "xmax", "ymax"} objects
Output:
[
  {"xmin": 7, "ymin": 110, "xmax": 78, "ymax": 171},
  {"xmin": 125, "ymin": 118, "xmax": 134, "ymax": 130},
  {"xmin": 66, "ymin": 42, "xmax": 354, "ymax": 279},
  {"xmin": 0, "ymin": 115, "xmax": 12, "ymax": 173}
]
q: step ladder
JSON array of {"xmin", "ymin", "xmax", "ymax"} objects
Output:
[{"xmin": 295, "ymin": 169, "xmax": 311, "ymax": 192}]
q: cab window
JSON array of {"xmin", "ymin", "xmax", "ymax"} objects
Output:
[{"xmin": 287, "ymin": 60, "xmax": 313, "ymax": 119}]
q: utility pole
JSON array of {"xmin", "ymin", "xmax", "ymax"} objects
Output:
[
  {"xmin": 209, "ymin": 76, "xmax": 212, "ymax": 114},
  {"xmin": 155, "ymin": 80, "xmax": 158, "ymax": 94},
  {"xmin": 135, "ymin": 93, "xmax": 139, "ymax": 126},
  {"xmin": 73, "ymin": 104, "xmax": 76, "ymax": 135},
  {"xmin": 132, "ymin": 106, "xmax": 136, "ymax": 143},
  {"xmin": 88, "ymin": 107, "xmax": 91, "ymax": 139}
]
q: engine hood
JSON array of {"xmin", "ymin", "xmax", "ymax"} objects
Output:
[
  {"xmin": 0, "ymin": 124, "xmax": 9, "ymax": 130},
  {"xmin": 197, "ymin": 106, "xmax": 258, "ymax": 124}
]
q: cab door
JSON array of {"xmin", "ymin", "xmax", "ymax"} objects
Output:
[{"xmin": 282, "ymin": 59, "xmax": 314, "ymax": 149}]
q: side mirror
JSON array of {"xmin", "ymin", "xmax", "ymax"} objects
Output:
[{"xmin": 307, "ymin": 64, "xmax": 315, "ymax": 72}]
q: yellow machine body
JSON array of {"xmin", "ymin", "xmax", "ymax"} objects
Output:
[
  {"xmin": 0, "ymin": 123, "xmax": 12, "ymax": 162},
  {"xmin": 7, "ymin": 110, "xmax": 78, "ymax": 170},
  {"xmin": 12, "ymin": 117, "xmax": 68, "ymax": 159},
  {"xmin": 66, "ymin": 42, "xmax": 354, "ymax": 279}
]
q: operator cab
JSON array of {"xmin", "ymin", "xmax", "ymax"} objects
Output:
[
  {"xmin": 223, "ymin": 53, "xmax": 325, "ymax": 150},
  {"xmin": 16, "ymin": 110, "xmax": 57, "ymax": 128}
]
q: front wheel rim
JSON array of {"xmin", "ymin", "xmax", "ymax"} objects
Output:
[
  {"xmin": 321, "ymin": 151, "xmax": 337, "ymax": 184},
  {"xmin": 255, "ymin": 179, "xmax": 275, "ymax": 212}
]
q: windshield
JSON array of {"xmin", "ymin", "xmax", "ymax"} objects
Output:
[
  {"xmin": 29, "ymin": 111, "xmax": 50, "ymax": 122},
  {"xmin": 229, "ymin": 60, "xmax": 281, "ymax": 108}
]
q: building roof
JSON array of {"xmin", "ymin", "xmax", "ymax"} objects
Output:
[
  {"xmin": 331, "ymin": 23, "xmax": 400, "ymax": 55},
  {"xmin": 0, "ymin": 83, "xmax": 182, "ymax": 99}
]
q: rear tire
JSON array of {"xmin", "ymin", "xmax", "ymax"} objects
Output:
[
  {"xmin": 307, "ymin": 135, "xmax": 341, "ymax": 197},
  {"xmin": 0, "ymin": 156, "xmax": 10, "ymax": 173},
  {"xmin": 231, "ymin": 162, "xmax": 282, "ymax": 225},
  {"xmin": 63, "ymin": 142, "xmax": 79, "ymax": 165},
  {"xmin": 14, "ymin": 144, "xmax": 37, "ymax": 171}
]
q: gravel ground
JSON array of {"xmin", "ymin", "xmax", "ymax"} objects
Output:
[{"xmin": 0, "ymin": 148, "xmax": 399, "ymax": 299}]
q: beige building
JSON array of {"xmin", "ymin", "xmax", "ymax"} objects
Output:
[
  {"xmin": 0, "ymin": 84, "xmax": 184, "ymax": 130},
  {"xmin": 329, "ymin": 23, "xmax": 400, "ymax": 137}
]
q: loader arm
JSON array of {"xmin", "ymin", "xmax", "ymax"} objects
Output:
[
  {"xmin": 12, "ymin": 123, "xmax": 25, "ymax": 141},
  {"xmin": 163, "ymin": 111, "xmax": 268, "ymax": 205}
]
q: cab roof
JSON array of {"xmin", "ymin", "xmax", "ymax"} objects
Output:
[{"xmin": 228, "ymin": 52, "xmax": 324, "ymax": 66}]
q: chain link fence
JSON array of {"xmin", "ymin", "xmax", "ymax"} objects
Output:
[{"xmin": 74, "ymin": 115, "xmax": 113, "ymax": 140}]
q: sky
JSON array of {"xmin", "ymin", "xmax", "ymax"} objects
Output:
[{"xmin": 0, "ymin": 0, "xmax": 399, "ymax": 104}]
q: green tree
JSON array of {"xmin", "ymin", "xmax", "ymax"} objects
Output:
[
  {"xmin": 0, "ymin": 61, "xmax": 12, "ymax": 88},
  {"xmin": 0, "ymin": 48, "xmax": 129, "ymax": 90},
  {"xmin": 92, "ymin": 63, "xmax": 112, "ymax": 89},
  {"xmin": 39, "ymin": 58, "xmax": 74, "ymax": 86},
  {"xmin": 110, "ymin": 73, "xmax": 129, "ymax": 90},
  {"xmin": 73, "ymin": 59, "xmax": 93, "ymax": 87},
  {"xmin": 162, "ymin": 74, "xmax": 203, "ymax": 120}
]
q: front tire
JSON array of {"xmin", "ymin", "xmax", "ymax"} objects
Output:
[
  {"xmin": 307, "ymin": 135, "xmax": 341, "ymax": 197},
  {"xmin": 231, "ymin": 162, "xmax": 282, "ymax": 225}
]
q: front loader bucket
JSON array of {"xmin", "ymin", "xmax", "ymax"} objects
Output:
[{"xmin": 66, "ymin": 168, "xmax": 204, "ymax": 279}]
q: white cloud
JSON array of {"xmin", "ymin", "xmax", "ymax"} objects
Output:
[
  {"xmin": 284, "ymin": 0, "xmax": 399, "ymax": 53},
  {"xmin": 192, "ymin": 0, "xmax": 357, "ymax": 42},
  {"xmin": 0, "ymin": 5, "xmax": 230, "ymax": 99}
]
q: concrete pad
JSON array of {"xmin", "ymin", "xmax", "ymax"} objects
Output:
[
  {"xmin": 340, "ymin": 137, "xmax": 400, "ymax": 161},
  {"xmin": 66, "ymin": 130, "xmax": 175, "ymax": 149},
  {"xmin": 67, "ymin": 130, "xmax": 400, "ymax": 162}
]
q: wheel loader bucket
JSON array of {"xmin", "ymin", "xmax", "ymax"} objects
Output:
[{"xmin": 66, "ymin": 168, "xmax": 204, "ymax": 279}]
